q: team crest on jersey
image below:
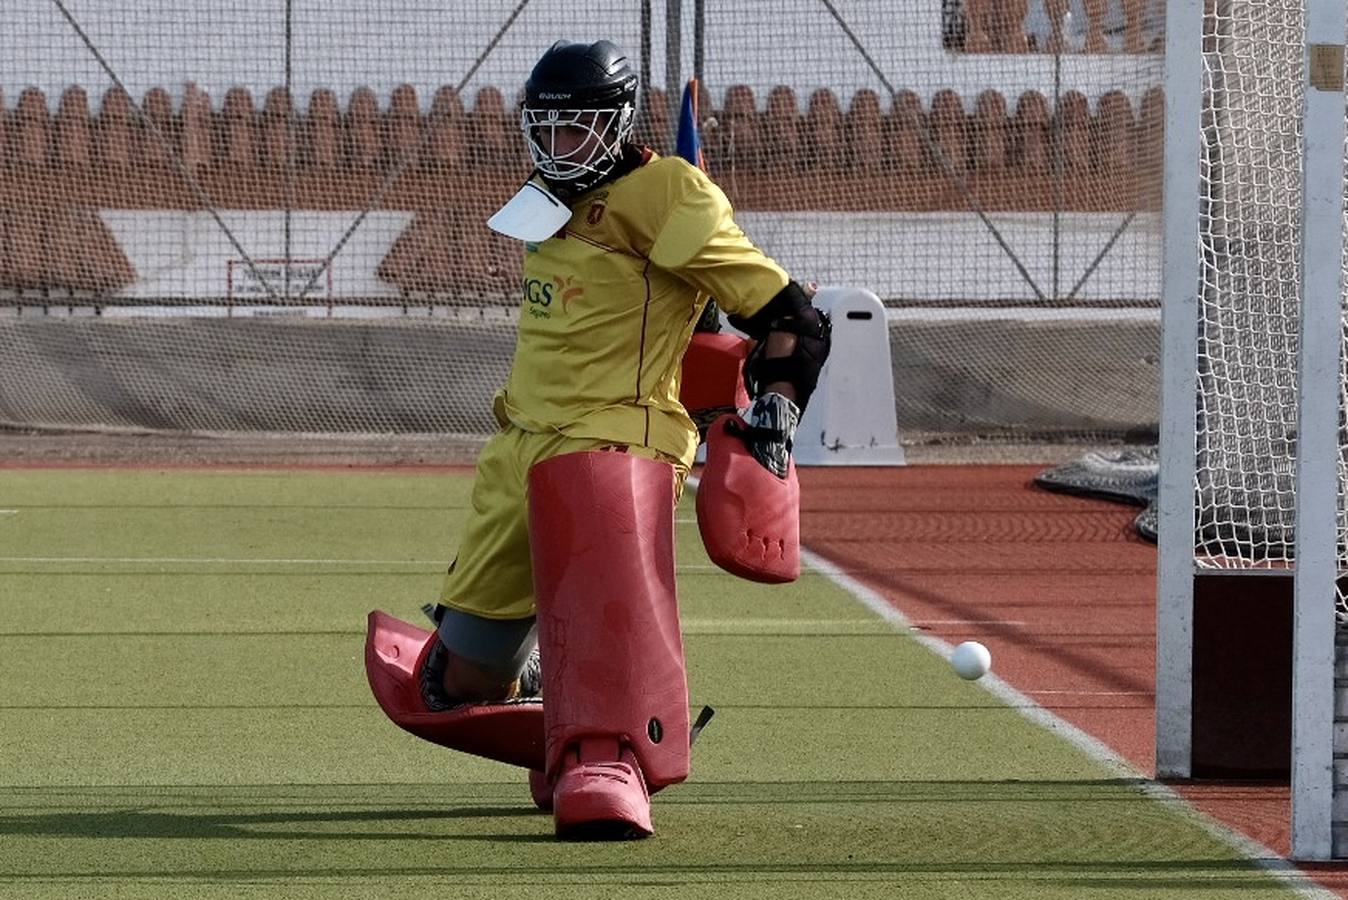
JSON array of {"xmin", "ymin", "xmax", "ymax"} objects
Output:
[{"xmin": 585, "ymin": 191, "xmax": 610, "ymax": 227}]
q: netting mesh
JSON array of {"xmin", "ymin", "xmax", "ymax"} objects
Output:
[
  {"xmin": 2, "ymin": 1, "xmax": 1164, "ymax": 446},
  {"xmin": 1195, "ymin": 2, "xmax": 1303, "ymax": 567},
  {"xmin": 1194, "ymin": 0, "xmax": 1348, "ymax": 619}
]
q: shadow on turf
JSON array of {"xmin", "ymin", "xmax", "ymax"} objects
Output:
[
  {"xmin": 0, "ymin": 777, "xmax": 1178, "ymax": 844},
  {"xmin": 0, "ymin": 778, "xmax": 1304, "ymax": 891},
  {"xmin": 0, "ymin": 860, "xmax": 1295, "ymax": 891},
  {"xmin": 0, "ymin": 806, "xmax": 545, "ymax": 842},
  {"xmin": 0, "ymin": 799, "xmax": 1298, "ymax": 890},
  {"xmin": 666, "ymin": 777, "xmax": 1166, "ymax": 806},
  {"xmin": 0, "ymin": 776, "xmax": 1166, "ymax": 837}
]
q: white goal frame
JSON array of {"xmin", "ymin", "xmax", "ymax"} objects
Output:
[{"xmin": 1157, "ymin": 0, "xmax": 1347, "ymax": 861}]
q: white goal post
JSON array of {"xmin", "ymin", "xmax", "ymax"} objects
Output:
[{"xmin": 1157, "ymin": 0, "xmax": 1348, "ymax": 861}]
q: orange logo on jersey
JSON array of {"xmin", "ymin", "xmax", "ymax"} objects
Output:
[
  {"xmin": 586, "ymin": 201, "xmax": 606, "ymax": 226},
  {"xmin": 556, "ymin": 275, "xmax": 584, "ymax": 310}
]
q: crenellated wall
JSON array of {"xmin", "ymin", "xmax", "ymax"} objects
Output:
[
  {"xmin": 0, "ymin": 81, "xmax": 1163, "ymax": 295},
  {"xmin": 959, "ymin": 0, "xmax": 1164, "ymax": 54}
]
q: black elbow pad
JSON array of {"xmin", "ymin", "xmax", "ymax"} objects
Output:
[{"xmin": 727, "ymin": 280, "xmax": 814, "ymax": 339}]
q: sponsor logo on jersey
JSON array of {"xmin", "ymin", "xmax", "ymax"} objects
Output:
[
  {"xmin": 522, "ymin": 275, "xmax": 584, "ymax": 319},
  {"xmin": 523, "ymin": 277, "xmax": 555, "ymax": 317}
]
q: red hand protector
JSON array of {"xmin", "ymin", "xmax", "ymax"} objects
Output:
[{"xmin": 696, "ymin": 414, "xmax": 801, "ymax": 584}]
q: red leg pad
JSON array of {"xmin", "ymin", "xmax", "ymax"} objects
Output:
[
  {"xmin": 528, "ymin": 768, "xmax": 553, "ymax": 811},
  {"xmin": 679, "ymin": 332, "xmax": 751, "ymax": 418},
  {"xmin": 528, "ymin": 451, "xmax": 691, "ymax": 795},
  {"xmin": 364, "ymin": 610, "xmax": 544, "ymax": 770},
  {"xmin": 696, "ymin": 413, "xmax": 801, "ymax": 583}
]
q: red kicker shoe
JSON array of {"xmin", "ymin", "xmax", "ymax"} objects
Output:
[{"xmin": 551, "ymin": 737, "xmax": 652, "ymax": 840}]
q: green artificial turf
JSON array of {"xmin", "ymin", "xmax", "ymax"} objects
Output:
[{"xmin": 0, "ymin": 469, "xmax": 1307, "ymax": 898}]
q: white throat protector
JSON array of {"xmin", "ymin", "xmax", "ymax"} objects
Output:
[{"xmin": 486, "ymin": 181, "xmax": 572, "ymax": 242}]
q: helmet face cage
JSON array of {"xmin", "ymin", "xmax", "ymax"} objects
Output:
[{"xmin": 521, "ymin": 103, "xmax": 635, "ymax": 190}]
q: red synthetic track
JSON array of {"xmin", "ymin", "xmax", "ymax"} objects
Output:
[{"xmin": 797, "ymin": 465, "xmax": 1348, "ymax": 896}]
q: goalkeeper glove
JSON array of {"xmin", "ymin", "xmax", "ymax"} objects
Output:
[{"xmin": 739, "ymin": 392, "xmax": 800, "ymax": 479}]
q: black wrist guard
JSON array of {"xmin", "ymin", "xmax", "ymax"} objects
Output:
[{"xmin": 733, "ymin": 282, "xmax": 832, "ymax": 409}]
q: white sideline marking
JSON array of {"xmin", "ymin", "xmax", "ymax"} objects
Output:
[
  {"xmin": 799, "ymin": 546, "xmax": 1338, "ymax": 900},
  {"xmin": 909, "ymin": 618, "xmax": 1028, "ymax": 627},
  {"xmin": 0, "ymin": 510, "xmax": 17, "ymax": 516},
  {"xmin": 1024, "ymin": 690, "xmax": 1153, "ymax": 697},
  {"xmin": 681, "ymin": 617, "xmax": 885, "ymax": 630}
]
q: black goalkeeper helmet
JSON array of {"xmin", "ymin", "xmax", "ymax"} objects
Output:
[{"xmin": 522, "ymin": 40, "xmax": 639, "ymax": 195}]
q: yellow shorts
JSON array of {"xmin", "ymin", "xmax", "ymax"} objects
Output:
[{"xmin": 438, "ymin": 425, "xmax": 688, "ymax": 621}]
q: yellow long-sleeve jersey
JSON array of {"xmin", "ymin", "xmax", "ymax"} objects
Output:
[{"xmin": 497, "ymin": 151, "xmax": 791, "ymax": 468}]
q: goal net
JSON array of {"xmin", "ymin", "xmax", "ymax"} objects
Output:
[
  {"xmin": 1154, "ymin": 0, "xmax": 1348, "ymax": 855},
  {"xmin": 1192, "ymin": 0, "xmax": 1348, "ymax": 618},
  {"xmin": 1, "ymin": 1, "xmax": 1165, "ymax": 453}
]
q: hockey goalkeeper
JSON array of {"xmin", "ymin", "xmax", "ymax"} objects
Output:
[{"xmin": 366, "ymin": 39, "xmax": 830, "ymax": 840}]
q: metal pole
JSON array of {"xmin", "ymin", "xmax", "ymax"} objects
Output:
[
  {"xmin": 666, "ymin": 0, "xmax": 683, "ymax": 136},
  {"xmin": 1290, "ymin": 3, "xmax": 1347, "ymax": 861},
  {"xmin": 640, "ymin": 0, "xmax": 652, "ymax": 99},
  {"xmin": 1155, "ymin": 0, "xmax": 1205, "ymax": 780},
  {"xmin": 1051, "ymin": 50, "xmax": 1062, "ymax": 302},
  {"xmin": 693, "ymin": 0, "xmax": 705, "ymax": 82},
  {"xmin": 283, "ymin": 0, "xmax": 294, "ymax": 302}
]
